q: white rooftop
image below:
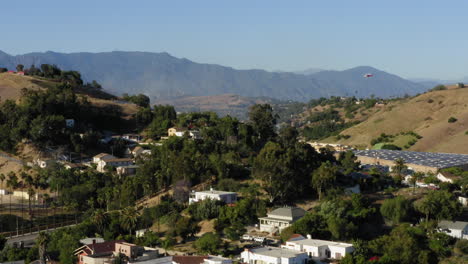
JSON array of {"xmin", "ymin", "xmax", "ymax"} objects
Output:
[
  {"xmin": 288, "ymin": 238, "xmax": 353, "ymax": 249},
  {"xmin": 196, "ymin": 189, "xmax": 236, "ymax": 195},
  {"xmin": 248, "ymin": 247, "xmax": 306, "ymax": 258}
]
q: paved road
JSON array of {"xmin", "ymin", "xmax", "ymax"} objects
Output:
[{"xmin": 6, "ymin": 224, "xmax": 76, "ymax": 248}]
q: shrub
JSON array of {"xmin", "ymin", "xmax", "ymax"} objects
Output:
[
  {"xmin": 427, "ymin": 99, "xmax": 434, "ymax": 103},
  {"xmin": 430, "ymin": 85, "xmax": 447, "ymax": 91},
  {"xmin": 448, "ymin": 117, "xmax": 458, "ymax": 123}
]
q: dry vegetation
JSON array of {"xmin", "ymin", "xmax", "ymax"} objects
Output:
[{"xmin": 332, "ymin": 88, "xmax": 468, "ymax": 153}]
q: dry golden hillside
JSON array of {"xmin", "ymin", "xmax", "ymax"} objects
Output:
[
  {"xmin": 0, "ymin": 73, "xmax": 57, "ymax": 101},
  {"xmin": 331, "ymin": 88, "xmax": 468, "ymax": 153}
]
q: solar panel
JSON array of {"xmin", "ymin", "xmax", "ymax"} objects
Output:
[{"xmin": 353, "ymin": 149, "xmax": 468, "ymax": 168}]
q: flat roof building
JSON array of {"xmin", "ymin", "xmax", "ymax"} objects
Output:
[{"xmin": 354, "ymin": 149, "xmax": 468, "ymax": 173}]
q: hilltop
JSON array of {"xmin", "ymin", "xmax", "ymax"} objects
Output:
[
  {"xmin": 0, "ymin": 51, "xmax": 426, "ymax": 102},
  {"xmin": 326, "ymin": 87, "xmax": 468, "ymax": 153}
]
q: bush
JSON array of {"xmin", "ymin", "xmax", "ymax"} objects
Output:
[
  {"xmin": 427, "ymin": 99, "xmax": 434, "ymax": 103},
  {"xmin": 194, "ymin": 232, "xmax": 222, "ymax": 254},
  {"xmin": 448, "ymin": 117, "xmax": 458, "ymax": 123},
  {"xmin": 430, "ymin": 85, "xmax": 447, "ymax": 91}
]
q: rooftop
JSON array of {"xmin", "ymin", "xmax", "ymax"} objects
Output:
[
  {"xmin": 247, "ymin": 247, "xmax": 306, "ymax": 258},
  {"xmin": 267, "ymin": 207, "xmax": 306, "ymax": 219},
  {"xmin": 354, "ymin": 149, "xmax": 468, "ymax": 169},
  {"xmin": 439, "ymin": 220, "xmax": 468, "ymax": 230},
  {"xmin": 287, "ymin": 238, "xmax": 353, "ymax": 248},
  {"xmin": 197, "ymin": 189, "xmax": 236, "ymax": 195}
]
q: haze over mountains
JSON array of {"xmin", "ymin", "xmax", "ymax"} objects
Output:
[{"xmin": 0, "ymin": 50, "xmax": 428, "ymax": 102}]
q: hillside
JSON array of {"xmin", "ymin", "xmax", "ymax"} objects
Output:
[
  {"xmin": 329, "ymin": 88, "xmax": 468, "ymax": 153},
  {"xmin": 0, "ymin": 73, "xmax": 54, "ymax": 101},
  {"xmin": 0, "ymin": 51, "xmax": 426, "ymax": 102}
]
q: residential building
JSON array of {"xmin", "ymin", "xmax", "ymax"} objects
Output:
[
  {"xmin": 259, "ymin": 207, "xmax": 306, "ymax": 233},
  {"xmin": 436, "ymin": 171, "xmax": 461, "ymax": 183},
  {"xmin": 64, "ymin": 162, "xmax": 88, "ymax": 170},
  {"xmin": 168, "ymin": 127, "xmax": 201, "ymax": 139},
  {"xmin": 0, "ymin": 189, "xmax": 10, "ymax": 195},
  {"xmin": 97, "ymin": 158, "xmax": 134, "ymax": 172},
  {"xmin": 79, "ymin": 238, "xmax": 105, "ymax": 245},
  {"xmin": 438, "ymin": 220, "xmax": 468, "ymax": 239},
  {"xmin": 116, "ymin": 165, "xmax": 139, "ymax": 176},
  {"xmin": 13, "ymin": 190, "xmax": 38, "ymax": 200},
  {"xmin": 93, "ymin": 153, "xmax": 116, "ymax": 164},
  {"xmin": 458, "ymin": 196, "xmax": 468, "ymax": 206},
  {"xmin": 241, "ymin": 247, "xmax": 308, "ymax": 264},
  {"xmin": 74, "ymin": 240, "xmax": 124, "ymax": 264},
  {"xmin": 282, "ymin": 235, "xmax": 354, "ymax": 260},
  {"xmin": 74, "ymin": 240, "xmax": 159, "ymax": 264},
  {"xmin": 202, "ymin": 256, "xmax": 232, "ymax": 264},
  {"xmin": 189, "ymin": 188, "xmax": 237, "ymax": 204},
  {"xmin": 122, "ymin": 134, "xmax": 144, "ymax": 143}
]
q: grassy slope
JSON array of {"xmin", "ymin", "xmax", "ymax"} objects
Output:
[
  {"xmin": 0, "ymin": 73, "xmax": 139, "ymax": 172},
  {"xmin": 330, "ymin": 88, "xmax": 468, "ymax": 153}
]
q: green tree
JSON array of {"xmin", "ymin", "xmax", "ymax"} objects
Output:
[
  {"xmin": 380, "ymin": 196, "xmax": 412, "ymax": 225},
  {"xmin": 36, "ymin": 232, "xmax": 50, "ymax": 264},
  {"xmin": 311, "ymin": 161, "xmax": 337, "ymax": 200},
  {"xmin": 16, "ymin": 64, "xmax": 24, "ymax": 72},
  {"xmin": 338, "ymin": 150, "xmax": 361, "ymax": 175},
  {"xmin": 392, "ymin": 158, "xmax": 407, "ymax": 182},
  {"xmin": 194, "ymin": 232, "xmax": 222, "ymax": 254},
  {"xmin": 120, "ymin": 207, "xmax": 140, "ymax": 235},
  {"xmin": 410, "ymin": 172, "xmax": 424, "ymax": 194},
  {"xmin": 416, "ymin": 190, "xmax": 462, "ymax": 221},
  {"xmin": 248, "ymin": 104, "xmax": 277, "ymax": 146}
]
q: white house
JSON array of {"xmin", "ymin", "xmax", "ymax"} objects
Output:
[
  {"xmin": 436, "ymin": 171, "xmax": 460, "ymax": 183},
  {"xmin": 0, "ymin": 189, "xmax": 10, "ymax": 195},
  {"xmin": 116, "ymin": 165, "xmax": 139, "ymax": 176},
  {"xmin": 168, "ymin": 127, "xmax": 202, "ymax": 139},
  {"xmin": 282, "ymin": 234, "xmax": 354, "ymax": 260},
  {"xmin": 93, "ymin": 153, "xmax": 116, "ymax": 164},
  {"xmin": 458, "ymin": 196, "xmax": 468, "ymax": 206},
  {"xmin": 97, "ymin": 158, "xmax": 134, "ymax": 172},
  {"xmin": 438, "ymin": 220, "xmax": 468, "ymax": 239},
  {"xmin": 259, "ymin": 207, "xmax": 306, "ymax": 233},
  {"xmin": 189, "ymin": 188, "xmax": 237, "ymax": 204},
  {"xmin": 203, "ymin": 256, "xmax": 232, "ymax": 264},
  {"xmin": 241, "ymin": 247, "xmax": 308, "ymax": 264}
]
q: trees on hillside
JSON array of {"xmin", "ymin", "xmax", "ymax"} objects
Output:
[
  {"xmin": 416, "ymin": 190, "xmax": 462, "ymax": 221},
  {"xmin": 380, "ymin": 196, "xmax": 413, "ymax": 225},
  {"xmin": 248, "ymin": 104, "xmax": 277, "ymax": 147},
  {"xmin": 392, "ymin": 158, "xmax": 407, "ymax": 182},
  {"xmin": 311, "ymin": 161, "xmax": 337, "ymax": 201}
]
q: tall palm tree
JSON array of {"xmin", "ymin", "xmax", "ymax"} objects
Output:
[
  {"xmin": 6, "ymin": 172, "xmax": 18, "ymax": 216},
  {"xmin": 120, "ymin": 207, "xmax": 140, "ymax": 235},
  {"xmin": 37, "ymin": 231, "xmax": 49, "ymax": 264},
  {"xmin": 392, "ymin": 158, "xmax": 407, "ymax": 182},
  {"xmin": 92, "ymin": 209, "xmax": 108, "ymax": 235},
  {"xmin": 410, "ymin": 172, "xmax": 424, "ymax": 194},
  {"xmin": 0, "ymin": 173, "xmax": 5, "ymax": 208}
]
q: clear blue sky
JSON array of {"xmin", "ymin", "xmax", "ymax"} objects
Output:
[{"xmin": 2, "ymin": 0, "xmax": 468, "ymax": 79}]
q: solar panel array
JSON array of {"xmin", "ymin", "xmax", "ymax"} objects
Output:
[{"xmin": 353, "ymin": 149, "xmax": 468, "ymax": 169}]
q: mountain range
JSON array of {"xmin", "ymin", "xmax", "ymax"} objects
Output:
[{"xmin": 0, "ymin": 50, "xmax": 428, "ymax": 102}]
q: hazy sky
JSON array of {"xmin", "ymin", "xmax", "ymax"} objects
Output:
[{"xmin": 2, "ymin": 0, "xmax": 468, "ymax": 79}]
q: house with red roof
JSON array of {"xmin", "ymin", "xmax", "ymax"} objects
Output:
[{"xmin": 73, "ymin": 240, "xmax": 125, "ymax": 264}]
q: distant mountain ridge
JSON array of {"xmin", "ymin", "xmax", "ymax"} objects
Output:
[{"xmin": 0, "ymin": 50, "xmax": 427, "ymax": 102}]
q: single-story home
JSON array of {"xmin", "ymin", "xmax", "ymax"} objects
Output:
[
  {"xmin": 437, "ymin": 171, "xmax": 461, "ymax": 183},
  {"xmin": 438, "ymin": 220, "xmax": 468, "ymax": 239},
  {"xmin": 241, "ymin": 247, "xmax": 308, "ymax": 264},
  {"xmin": 282, "ymin": 234, "xmax": 354, "ymax": 260},
  {"xmin": 93, "ymin": 153, "xmax": 116, "ymax": 164},
  {"xmin": 97, "ymin": 158, "xmax": 134, "ymax": 172},
  {"xmin": 259, "ymin": 207, "xmax": 306, "ymax": 233},
  {"xmin": 189, "ymin": 188, "xmax": 237, "ymax": 204}
]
